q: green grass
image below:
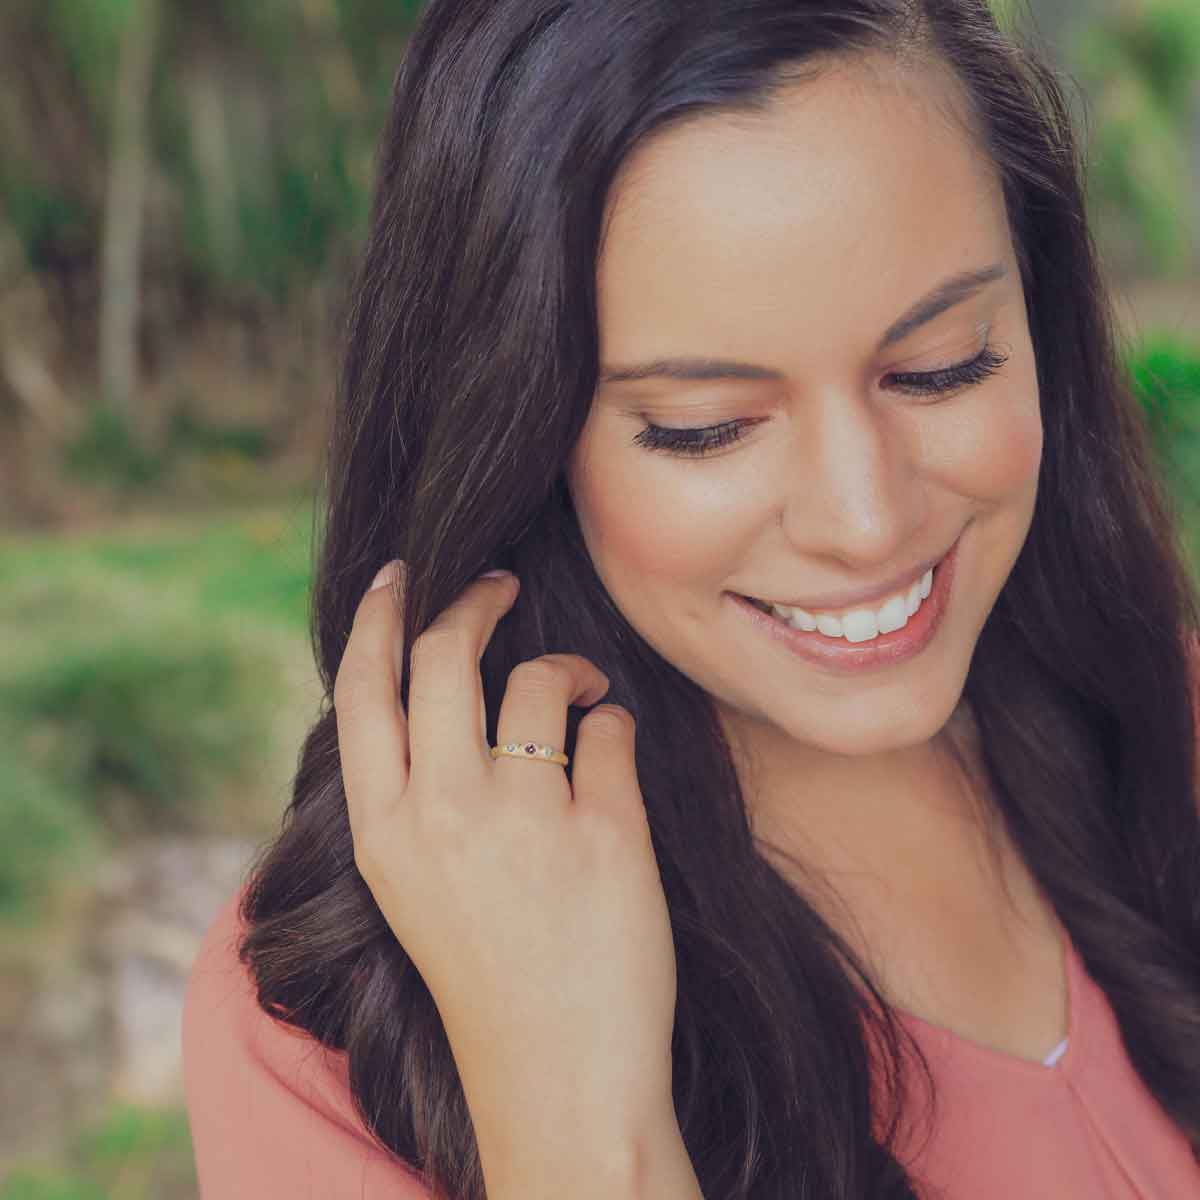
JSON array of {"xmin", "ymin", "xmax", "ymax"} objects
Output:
[
  {"xmin": 0, "ymin": 497, "xmax": 318, "ymax": 926},
  {"xmin": 0, "ymin": 1103, "xmax": 196, "ymax": 1200}
]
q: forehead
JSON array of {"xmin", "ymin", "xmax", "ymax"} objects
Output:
[{"xmin": 596, "ymin": 55, "xmax": 1009, "ymax": 365}]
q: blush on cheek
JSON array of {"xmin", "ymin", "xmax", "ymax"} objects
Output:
[
  {"xmin": 571, "ymin": 448, "xmax": 748, "ymax": 588},
  {"xmin": 591, "ymin": 489, "xmax": 718, "ymax": 579},
  {"xmin": 932, "ymin": 395, "xmax": 1042, "ymax": 499},
  {"xmin": 975, "ymin": 403, "xmax": 1043, "ymax": 497}
]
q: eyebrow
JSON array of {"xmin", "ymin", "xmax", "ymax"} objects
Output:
[{"xmin": 597, "ymin": 262, "xmax": 1008, "ymax": 385}]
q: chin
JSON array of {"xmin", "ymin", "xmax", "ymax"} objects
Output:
[
  {"xmin": 774, "ymin": 680, "xmax": 965, "ymax": 758},
  {"xmin": 806, "ymin": 720, "xmax": 941, "ymax": 759}
]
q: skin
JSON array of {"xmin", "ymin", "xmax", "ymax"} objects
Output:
[{"xmin": 565, "ymin": 54, "xmax": 1053, "ymax": 1035}]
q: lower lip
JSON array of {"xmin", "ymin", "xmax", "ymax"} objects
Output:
[{"xmin": 727, "ymin": 533, "xmax": 961, "ymax": 674}]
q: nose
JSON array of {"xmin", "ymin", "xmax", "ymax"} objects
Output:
[{"xmin": 779, "ymin": 385, "xmax": 927, "ymax": 567}]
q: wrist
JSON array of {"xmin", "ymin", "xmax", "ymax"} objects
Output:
[
  {"xmin": 477, "ymin": 1129, "xmax": 640, "ymax": 1200},
  {"xmin": 476, "ymin": 1105, "xmax": 702, "ymax": 1200}
]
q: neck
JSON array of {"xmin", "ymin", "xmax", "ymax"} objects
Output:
[{"xmin": 727, "ymin": 698, "xmax": 1006, "ymax": 895}]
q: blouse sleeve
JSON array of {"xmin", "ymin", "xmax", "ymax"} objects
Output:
[{"xmin": 182, "ymin": 888, "xmax": 436, "ymax": 1199}]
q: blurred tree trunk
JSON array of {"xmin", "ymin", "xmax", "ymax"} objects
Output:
[
  {"xmin": 0, "ymin": 215, "xmax": 80, "ymax": 522},
  {"xmin": 98, "ymin": 0, "xmax": 159, "ymax": 419},
  {"xmin": 184, "ymin": 61, "xmax": 239, "ymax": 278}
]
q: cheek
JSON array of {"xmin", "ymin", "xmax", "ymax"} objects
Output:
[
  {"xmin": 569, "ymin": 439, "xmax": 753, "ymax": 582},
  {"xmin": 921, "ymin": 388, "xmax": 1043, "ymax": 500}
]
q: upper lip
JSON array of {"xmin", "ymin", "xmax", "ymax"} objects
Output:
[{"xmin": 739, "ymin": 538, "xmax": 956, "ymax": 613}]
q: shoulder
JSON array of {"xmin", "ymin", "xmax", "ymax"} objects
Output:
[
  {"xmin": 182, "ymin": 884, "xmax": 435, "ymax": 1198},
  {"xmin": 182, "ymin": 885, "xmax": 323, "ymax": 1091}
]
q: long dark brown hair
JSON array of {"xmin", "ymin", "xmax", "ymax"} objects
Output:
[{"xmin": 236, "ymin": 1, "xmax": 1200, "ymax": 1195}]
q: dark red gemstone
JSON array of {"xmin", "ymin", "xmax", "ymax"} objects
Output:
[{"xmin": 524, "ymin": 743, "xmax": 537, "ymax": 754}]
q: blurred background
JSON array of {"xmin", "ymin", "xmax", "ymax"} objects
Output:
[{"xmin": 0, "ymin": 0, "xmax": 1198, "ymax": 1194}]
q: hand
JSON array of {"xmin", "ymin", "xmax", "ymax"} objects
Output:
[{"xmin": 333, "ymin": 561, "xmax": 681, "ymax": 1173}]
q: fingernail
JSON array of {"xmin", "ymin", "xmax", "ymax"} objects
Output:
[
  {"xmin": 369, "ymin": 560, "xmax": 403, "ymax": 592},
  {"xmin": 480, "ymin": 569, "xmax": 513, "ymax": 579}
]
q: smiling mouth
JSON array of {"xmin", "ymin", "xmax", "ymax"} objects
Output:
[{"xmin": 724, "ymin": 544, "xmax": 950, "ymax": 619}]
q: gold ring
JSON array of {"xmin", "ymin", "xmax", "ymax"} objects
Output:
[{"xmin": 490, "ymin": 741, "xmax": 569, "ymax": 767}]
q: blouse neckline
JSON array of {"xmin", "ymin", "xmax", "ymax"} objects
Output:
[{"xmin": 890, "ymin": 921, "xmax": 1079, "ymax": 1077}]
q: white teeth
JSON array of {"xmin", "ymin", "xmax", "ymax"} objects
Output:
[
  {"xmin": 905, "ymin": 581, "xmax": 921, "ymax": 616},
  {"xmin": 783, "ymin": 606, "xmax": 818, "ymax": 632},
  {"xmin": 815, "ymin": 613, "xmax": 843, "ymax": 638},
  {"xmin": 761, "ymin": 563, "xmax": 938, "ymax": 643},
  {"xmin": 842, "ymin": 609, "xmax": 879, "ymax": 643},
  {"xmin": 876, "ymin": 593, "xmax": 909, "ymax": 635}
]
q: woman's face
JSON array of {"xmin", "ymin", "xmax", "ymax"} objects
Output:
[{"xmin": 565, "ymin": 55, "xmax": 1042, "ymax": 767}]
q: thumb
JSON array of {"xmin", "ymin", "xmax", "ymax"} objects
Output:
[{"xmin": 571, "ymin": 704, "xmax": 644, "ymax": 826}]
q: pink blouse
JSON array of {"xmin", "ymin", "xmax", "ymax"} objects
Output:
[
  {"xmin": 183, "ymin": 881, "xmax": 1200, "ymax": 1197},
  {"xmin": 887, "ymin": 928, "xmax": 1200, "ymax": 1197}
]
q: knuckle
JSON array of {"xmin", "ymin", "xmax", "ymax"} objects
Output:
[
  {"xmin": 507, "ymin": 656, "xmax": 572, "ymax": 695},
  {"xmin": 410, "ymin": 624, "xmax": 473, "ymax": 668}
]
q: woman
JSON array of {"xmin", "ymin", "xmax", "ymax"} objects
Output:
[{"xmin": 182, "ymin": 0, "xmax": 1200, "ymax": 1196}]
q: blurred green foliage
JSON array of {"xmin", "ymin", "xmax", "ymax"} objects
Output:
[
  {"xmin": 1125, "ymin": 332, "xmax": 1200, "ymax": 563},
  {"xmin": 1128, "ymin": 331, "xmax": 1200, "ymax": 437},
  {"xmin": 0, "ymin": 1103, "xmax": 195, "ymax": 1200},
  {"xmin": 3, "ymin": 0, "xmax": 1197, "ymax": 328},
  {"xmin": 1073, "ymin": 1, "xmax": 1200, "ymax": 275},
  {"xmin": 63, "ymin": 408, "xmax": 167, "ymax": 490},
  {"xmin": 62, "ymin": 401, "xmax": 275, "ymax": 493},
  {"xmin": 2, "ymin": 0, "xmax": 423, "ymax": 307},
  {"xmin": 0, "ymin": 501, "xmax": 314, "ymax": 925}
]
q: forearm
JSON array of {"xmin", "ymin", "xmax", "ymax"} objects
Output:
[{"xmin": 477, "ymin": 1106, "xmax": 704, "ymax": 1200}]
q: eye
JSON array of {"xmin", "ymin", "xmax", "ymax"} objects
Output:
[
  {"xmin": 631, "ymin": 419, "xmax": 756, "ymax": 458},
  {"xmin": 885, "ymin": 342, "xmax": 1010, "ymax": 397},
  {"xmin": 631, "ymin": 342, "xmax": 1011, "ymax": 458}
]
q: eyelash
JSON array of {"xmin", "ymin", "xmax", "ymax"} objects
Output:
[{"xmin": 631, "ymin": 342, "xmax": 1011, "ymax": 458}]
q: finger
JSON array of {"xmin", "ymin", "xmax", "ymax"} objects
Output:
[
  {"xmin": 405, "ymin": 572, "xmax": 522, "ymax": 789},
  {"xmin": 493, "ymin": 654, "xmax": 610, "ymax": 792},
  {"xmin": 570, "ymin": 704, "xmax": 642, "ymax": 826},
  {"xmin": 334, "ymin": 560, "xmax": 410, "ymax": 835}
]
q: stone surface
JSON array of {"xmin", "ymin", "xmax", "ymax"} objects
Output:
[{"xmin": 0, "ymin": 834, "xmax": 259, "ymax": 1168}]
